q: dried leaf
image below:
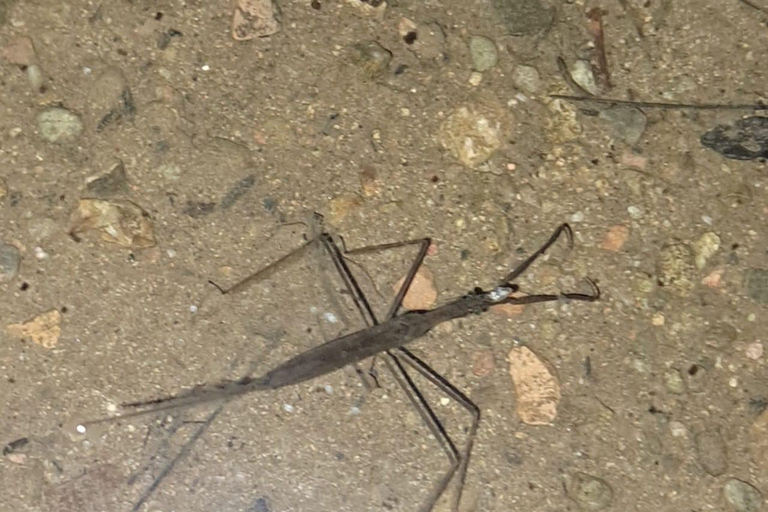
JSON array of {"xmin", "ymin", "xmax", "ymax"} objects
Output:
[
  {"xmin": 7, "ymin": 310, "xmax": 62, "ymax": 348},
  {"xmin": 68, "ymin": 199, "xmax": 155, "ymax": 248},
  {"xmin": 508, "ymin": 346, "xmax": 560, "ymax": 425}
]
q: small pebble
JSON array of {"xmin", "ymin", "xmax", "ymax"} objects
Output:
[
  {"xmin": 36, "ymin": 107, "xmax": 83, "ymax": 143},
  {"xmin": 702, "ymin": 268, "xmax": 724, "ymax": 288},
  {"xmin": 723, "ymin": 479, "xmax": 763, "ymax": 512},
  {"xmin": 76, "ymin": 425, "xmax": 87, "ymax": 434},
  {"xmin": 569, "ymin": 211, "xmax": 584, "ymax": 223},
  {"xmin": 570, "ymin": 60, "xmax": 599, "ymax": 95},
  {"xmin": 745, "ymin": 342, "xmax": 763, "ymax": 360},
  {"xmin": 601, "ymin": 225, "xmax": 630, "ymax": 252},
  {"xmin": 627, "ymin": 205, "xmax": 644, "ymax": 219},
  {"xmin": 282, "ymin": 404, "xmax": 295, "ymax": 413},
  {"xmin": 652, "ymin": 313, "xmax": 665, "ymax": 326},
  {"xmin": 693, "ymin": 232, "xmax": 721, "ymax": 269},
  {"xmin": 0, "ymin": 241, "xmax": 20, "ymax": 282},
  {"xmin": 471, "ymin": 350, "xmax": 495, "ymax": 377},
  {"xmin": 669, "ymin": 420, "xmax": 688, "ymax": 437},
  {"xmin": 348, "ymin": 41, "xmax": 392, "ymax": 80},
  {"xmin": 469, "ymin": 35, "xmax": 498, "ymax": 72},
  {"xmin": 729, "ymin": 377, "xmax": 738, "ymax": 388},
  {"xmin": 664, "ymin": 369, "xmax": 685, "ymax": 394},
  {"xmin": 566, "ymin": 472, "xmax": 613, "ymax": 510},
  {"xmin": 394, "ymin": 267, "xmax": 437, "ymax": 310},
  {"xmin": 512, "ymin": 65, "xmax": 542, "ymax": 94},
  {"xmin": 657, "ymin": 242, "xmax": 697, "ymax": 296},
  {"xmin": 745, "ymin": 268, "xmax": 768, "ymax": 304},
  {"xmin": 439, "ymin": 397, "xmax": 450, "ymax": 406},
  {"xmin": 468, "ymin": 72, "xmax": 483, "ymax": 86},
  {"xmin": 189, "ymin": 305, "xmax": 198, "ymax": 314},
  {"xmin": 322, "ymin": 312, "xmax": 339, "ymax": 324},
  {"xmin": 34, "ymin": 246, "xmax": 48, "ymax": 259},
  {"xmin": 324, "ymin": 385, "xmax": 333, "ymax": 395},
  {"xmin": 695, "ymin": 429, "xmax": 728, "ymax": 476}
]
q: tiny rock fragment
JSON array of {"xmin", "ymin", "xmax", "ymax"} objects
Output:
[
  {"xmin": 36, "ymin": 107, "xmax": 83, "ymax": 144},
  {"xmin": 472, "ymin": 350, "xmax": 495, "ymax": 377},
  {"xmin": 85, "ymin": 160, "xmax": 130, "ymax": 198},
  {"xmin": 67, "ymin": 199, "xmax": 156, "ymax": 248},
  {"xmin": 601, "ymin": 225, "xmax": 629, "ymax": 252},
  {"xmin": 745, "ymin": 268, "xmax": 768, "ymax": 304},
  {"xmin": 7, "ymin": 453, "xmax": 26, "ymax": 464},
  {"xmin": 701, "ymin": 116, "xmax": 768, "ymax": 161},
  {"xmin": 545, "ymin": 98, "xmax": 582, "ymax": 143},
  {"xmin": 394, "ymin": 267, "xmax": 437, "ymax": 311},
  {"xmin": 345, "ymin": 0, "xmax": 387, "ymax": 19},
  {"xmin": 397, "ymin": 17, "xmax": 417, "ymax": 38},
  {"xmin": 693, "ymin": 232, "xmax": 721, "ymax": 269},
  {"xmin": 565, "ymin": 472, "xmax": 613, "ymax": 511},
  {"xmin": 702, "ymin": 268, "xmax": 724, "ymax": 288},
  {"xmin": 232, "ymin": 0, "xmax": 281, "ymax": 41},
  {"xmin": 570, "ymin": 60, "xmax": 599, "ymax": 95},
  {"xmin": 7, "ymin": 310, "xmax": 62, "ymax": 348},
  {"xmin": 327, "ymin": 194, "xmax": 364, "ymax": 224},
  {"xmin": 723, "ymin": 479, "xmax": 763, "ymax": 512},
  {"xmin": 694, "ymin": 428, "xmax": 728, "ymax": 476},
  {"xmin": 347, "ymin": 41, "xmax": 392, "ymax": 80},
  {"xmin": 359, "ymin": 166, "xmax": 380, "ymax": 197},
  {"xmin": 745, "ymin": 342, "xmax": 763, "ymax": 360},
  {"xmin": 657, "ymin": 242, "xmax": 697, "ymax": 297},
  {"xmin": 664, "ymin": 369, "xmax": 685, "ymax": 394},
  {"xmin": 507, "ymin": 346, "xmax": 560, "ymax": 425},
  {"xmin": 438, "ymin": 96, "xmax": 511, "ymax": 168},
  {"xmin": 469, "ymin": 35, "xmax": 498, "ymax": 72},
  {"xmin": 1, "ymin": 36, "xmax": 36, "ymax": 66},
  {"xmin": 0, "ymin": 241, "xmax": 20, "ymax": 282}
]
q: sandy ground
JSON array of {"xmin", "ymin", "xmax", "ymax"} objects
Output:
[{"xmin": 1, "ymin": 1, "xmax": 767, "ymax": 511}]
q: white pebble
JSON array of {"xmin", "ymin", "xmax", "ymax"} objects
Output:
[
  {"xmin": 201, "ymin": 64, "xmax": 210, "ymax": 71},
  {"xmin": 83, "ymin": 67, "xmax": 92, "ymax": 75},
  {"xmin": 106, "ymin": 402, "xmax": 117, "ymax": 412},
  {"xmin": 189, "ymin": 305, "xmax": 198, "ymax": 314},
  {"xmin": 746, "ymin": 342, "xmax": 763, "ymax": 360},
  {"xmin": 166, "ymin": 249, "xmax": 177, "ymax": 258},
  {"xmin": 348, "ymin": 406, "xmax": 361, "ymax": 416},
  {"xmin": 34, "ymin": 246, "xmax": 48, "ymax": 259},
  {"xmin": 728, "ymin": 377, "xmax": 738, "ymax": 388},
  {"xmin": 702, "ymin": 215, "xmax": 713, "ymax": 225},
  {"xmin": 669, "ymin": 421, "xmax": 688, "ymax": 437},
  {"xmin": 569, "ymin": 211, "xmax": 585, "ymax": 223},
  {"xmin": 440, "ymin": 397, "xmax": 451, "ymax": 406},
  {"xmin": 283, "ymin": 403, "xmax": 294, "ymax": 413},
  {"xmin": 627, "ymin": 206, "xmax": 644, "ymax": 219},
  {"xmin": 324, "ymin": 384, "xmax": 333, "ymax": 394},
  {"xmin": 322, "ymin": 312, "xmax": 338, "ymax": 324},
  {"xmin": 76, "ymin": 424, "xmax": 86, "ymax": 434}
]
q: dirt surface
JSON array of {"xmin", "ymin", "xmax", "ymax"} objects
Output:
[{"xmin": 1, "ymin": 1, "xmax": 767, "ymax": 511}]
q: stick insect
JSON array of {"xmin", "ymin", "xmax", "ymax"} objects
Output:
[{"xmin": 78, "ymin": 218, "xmax": 599, "ymax": 512}]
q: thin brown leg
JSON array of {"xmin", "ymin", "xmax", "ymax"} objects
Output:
[
  {"xmin": 501, "ymin": 223, "xmax": 573, "ymax": 284},
  {"xmin": 321, "ymin": 234, "xmax": 476, "ymax": 512}
]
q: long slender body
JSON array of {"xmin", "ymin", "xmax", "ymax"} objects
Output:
[
  {"xmin": 113, "ymin": 290, "xmax": 512, "ymax": 417},
  {"xmin": 263, "ymin": 292, "xmax": 495, "ymax": 389},
  {"xmin": 107, "ymin": 283, "xmax": 599, "ymax": 422}
]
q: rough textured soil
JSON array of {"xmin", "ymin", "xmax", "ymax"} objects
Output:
[{"xmin": 1, "ymin": 1, "xmax": 767, "ymax": 512}]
